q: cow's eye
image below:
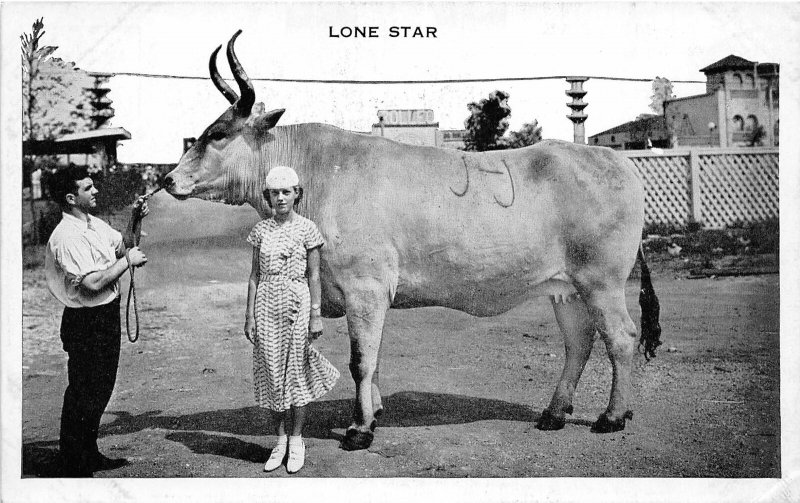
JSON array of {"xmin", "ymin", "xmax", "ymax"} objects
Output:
[{"xmin": 208, "ymin": 130, "xmax": 227, "ymax": 141}]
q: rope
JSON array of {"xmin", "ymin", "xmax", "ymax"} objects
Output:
[
  {"xmin": 124, "ymin": 186, "xmax": 162, "ymax": 343},
  {"xmin": 125, "ymin": 249, "xmax": 140, "ymax": 343}
]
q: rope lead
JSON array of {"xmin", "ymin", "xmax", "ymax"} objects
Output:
[
  {"xmin": 124, "ymin": 186, "xmax": 161, "ymax": 343},
  {"xmin": 125, "ymin": 249, "xmax": 140, "ymax": 343}
]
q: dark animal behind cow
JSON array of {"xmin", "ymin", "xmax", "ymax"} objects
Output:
[{"xmin": 164, "ymin": 30, "xmax": 661, "ymax": 451}]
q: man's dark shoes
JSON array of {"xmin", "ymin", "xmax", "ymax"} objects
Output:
[{"xmin": 91, "ymin": 453, "xmax": 129, "ymax": 471}]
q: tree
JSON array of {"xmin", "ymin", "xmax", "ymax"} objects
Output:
[
  {"xmin": 649, "ymin": 76, "xmax": 675, "ymax": 115},
  {"xmin": 21, "ymin": 17, "xmax": 94, "ymax": 142},
  {"xmin": 504, "ymin": 120, "xmax": 543, "ymax": 149},
  {"xmin": 748, "ymin": 124, "xmax": 766, "ymax": 147},
  {"xmin": 21, "ymin": 18, "xmax": 55, "ymax": 141},
  {"xmin": 22, "ymin": 18, "xmax": 100, "ymax": 245},
  {"xmin": 463, "ymin": 90, "xmax": 511, "ymax": 151},
  {"xmin": 462, "ymin": 90, "xmax": 543, "ymax": 151},
  {"xmin": 628, "ymin": 114, "xmax": 660, "ymax": 147}
]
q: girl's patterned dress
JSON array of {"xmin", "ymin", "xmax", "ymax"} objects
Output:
[{"xmin": 247, "ymin": 214, "xmax": 339, "ymax": 411}]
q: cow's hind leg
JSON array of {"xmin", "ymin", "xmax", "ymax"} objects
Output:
[
  {"xmin": 341, "ymin": 283, "xmax": 390, "ymax": 451},
  {"xmin": 372, "ymin": 359, "xmax": 384, "ymax": 419},
  {"xmin": 537, "ymin": 295, "xmax": 596, "ymax": 430},
  {"xmin": 584, "ymin": 288, "xmax": 638, "ymax": 433}
]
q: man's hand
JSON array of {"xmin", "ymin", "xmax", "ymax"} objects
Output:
[
  {"xmin": 244, "ymin": 315, "xmax": 255, "ymax": 345},
  {"xmin": 132, "ymin": 196, "xmax": 149, "ymax": 221},
  {"xmin": 308, "ymin": 314, "xmax": 323, "ymax": 341},
  {"xmin": 126, "ymin": 246, "xmax": 147, "ymax": 267}
]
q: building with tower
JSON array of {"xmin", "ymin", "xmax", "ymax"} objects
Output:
[{"xmin": 589, "ymin": 55, "xmax": 779, "ymax": 149}]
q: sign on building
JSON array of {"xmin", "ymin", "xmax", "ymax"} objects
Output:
[{"xmin": 377, "ymin": 109, "xmax": 436, "ymax": 125}]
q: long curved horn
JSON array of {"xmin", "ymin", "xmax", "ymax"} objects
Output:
[
  {"xmin": 209, "ymin": 45, "xmax": 238, "ymax": 104},
  {"xmin": 226, "ymin": 30, "xmax": 255, "ymax": 115}
]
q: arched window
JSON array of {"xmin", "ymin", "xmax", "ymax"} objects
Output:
[
  {"xmin": 733, "ymin": 73, "xmax": 744, "ymax": 87},
  {"xmin": 610, "ymin": 135, "xmax": 615, "ymax": 143},
  {"xmin": 745, "ymin": 115, "xmax": 759, "ymax": 131},
  {"xmin": 732, "ymin": 115, "xmax": 744, "ymax": 131},
  {"xmin": 744, "ymin": 73, "xmax": 755, "ymax": 88}
]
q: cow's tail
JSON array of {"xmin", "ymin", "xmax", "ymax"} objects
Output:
[{"xmin": 637, "ymin": 244, "xmax": 662, "ymax": 361}]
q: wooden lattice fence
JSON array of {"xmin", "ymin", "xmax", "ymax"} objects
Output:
[{"xmin": 624, "ymin": 147, "xmax": 779, "ymax": 229}]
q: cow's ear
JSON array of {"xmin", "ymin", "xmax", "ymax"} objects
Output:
[{"xmin": 253, "ymin": 108, "xmax": 285, "ymax": 132}]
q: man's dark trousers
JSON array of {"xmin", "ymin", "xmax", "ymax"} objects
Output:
[{"xmin": 59, "ymin": 297, "xmax": 121, "ymax": 475}]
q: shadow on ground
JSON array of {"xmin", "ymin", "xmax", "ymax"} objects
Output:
[
  {"xmin": 99, "ymin": 391, "xmax": 543, "ymax": 440},
  {"xmin": 22, "ymin": 440, "xmax": 62, "ymax": 477},
  {"xmin": 24, "ymin": 391, "xmax": 563, "ymax": 474}
]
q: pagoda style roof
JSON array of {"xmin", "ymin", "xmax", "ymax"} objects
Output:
[{"xmin": 700, "ymin": 55, "xmax": 756, "ymax": 74}]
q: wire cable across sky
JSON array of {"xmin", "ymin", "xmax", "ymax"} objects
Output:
[{"xmin": 101, "ymin": 71, "xmax": 705, "ymax": 85}]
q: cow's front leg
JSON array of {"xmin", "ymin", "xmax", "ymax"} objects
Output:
[
  {"xmin": 537, "ymin": 295, "xmax": 596, "ymax": 430},
  {"xmin": 341, "ymin": 281, "xmax": 390, "ymax": 451}
]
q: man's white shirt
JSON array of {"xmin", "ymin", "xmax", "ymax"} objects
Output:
[{"xmin": 45, "ymin": 212, "xmax": 124, "ymax": 308}]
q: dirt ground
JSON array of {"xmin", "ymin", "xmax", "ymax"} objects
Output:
[{"xmin": 20, "ymin": 194, "xmax": 780, "ymax": 482}]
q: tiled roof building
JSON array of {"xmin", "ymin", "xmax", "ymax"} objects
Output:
[{"xmin": 590, "ymin": 55, "xmax": 779, "ymax": 149}]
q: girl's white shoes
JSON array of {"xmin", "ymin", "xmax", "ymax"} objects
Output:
[
  {"xmin": 286, "ymin": 436, "xmax": 305, "ymax": 474},
  {"xmin": 264, "ymin": 435, "xmax": 304, "ymax": 474},
  {"xmin": 263, "ymin": 437, "xmax": 287, "ymax": 472}
]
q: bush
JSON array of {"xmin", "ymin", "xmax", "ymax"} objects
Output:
[
  {"xmin": 92, "ymin": 166, "xmax": 148, "ymax": 214},
  {"xmin": 34, "ymin": 201, "xmax": 63, "ymax": 243},
  {"xmin": 672, "ymin": 229, "xmax": 738, "ymax": 255},
  {"xmin": 642, "ymin": 222, "xmax": 682, "ymax": 238},
  {"xmin": 642, "ymin": 220, "xmax": 702, "ymax": 238},
  {"xmin": 26, "ymin": 162, "xmax": 150, "ymax": 244},
  {"xmin": 642, "ymin": 218, "xmax": 779, "ymax": 257},
  {"xmin": 737, "ymin": 218, "xmax": 779, "ymax": 254}
]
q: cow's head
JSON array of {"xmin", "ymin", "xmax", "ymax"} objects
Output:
[{"xmin": 164, "ymin": 30, "xmax": 284, "ymax": 211}]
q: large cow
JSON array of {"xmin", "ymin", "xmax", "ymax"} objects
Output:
[{"xmin": 165, "ymin": 31, "xmax": 661, "ymax": 451}]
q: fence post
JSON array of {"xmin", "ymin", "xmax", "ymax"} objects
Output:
[{"xmin": 688, "ymin": 149, "xmax": 703, "ymax": 225}]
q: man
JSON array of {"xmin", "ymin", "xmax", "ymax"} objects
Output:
[{"xmin": 44, "ymin": 166, "xmax": 149, "ymax": 477}]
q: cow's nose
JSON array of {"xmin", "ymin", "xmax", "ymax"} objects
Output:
[{"xmin": 163, "ymin": 175, "xmax": 175, "ymax": 189}]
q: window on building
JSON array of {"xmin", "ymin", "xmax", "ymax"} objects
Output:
[
  {"xmin": 610, "ymin": 135, "xmax": 615, "ymax": 142},
  {"xmin": 732, "ymin": 115, "xmax": 744, "ymax": 131},
  {"xmin": 733, "ymin": 73, "xmax": 743, "ymax": 87},
  {"xmin": 745, "ymin": 115, "xmax": 759, "ymax": 132},
  {"xmin": 745, "ymin": 73, "xmax": 755, "ymax": 88}
]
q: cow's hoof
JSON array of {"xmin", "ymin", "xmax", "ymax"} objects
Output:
[
  {"xmin": 341, "ymin": 428, "xmax": 374, "ymax": 451},
  {"xmin": 536, "ymin": 409, "xmax": 566, "ymax": 431},
  {"xmin": 591, "ymin": 410, "xmax": 633, "ymax": 433}
]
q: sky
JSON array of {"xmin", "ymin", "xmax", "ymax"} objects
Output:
[{"xmin": 3, "ymin": 1, "xmax": 798, "ymax": 163}]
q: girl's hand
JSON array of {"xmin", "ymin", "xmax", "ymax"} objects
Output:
[
  {"xmin": 244, "ymin": 315, "xmax": 255, "ymax": 345},
  {"xmin": 308, "ymin": 314, "xmax": 323, "ymax": 341}
]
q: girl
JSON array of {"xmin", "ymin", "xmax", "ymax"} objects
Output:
[{"xmin": 244, "ymin": 166, "xmax": 339, "ymax": 474}]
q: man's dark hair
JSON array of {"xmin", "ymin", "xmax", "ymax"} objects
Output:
[{"xmin": 47, "ymin": 166, "xmax": 91, "ymax": 208}]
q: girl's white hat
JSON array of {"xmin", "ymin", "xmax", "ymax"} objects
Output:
[{"xmin": 265, "ymin": 166, "xmax": 300, "ymax": 189}]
